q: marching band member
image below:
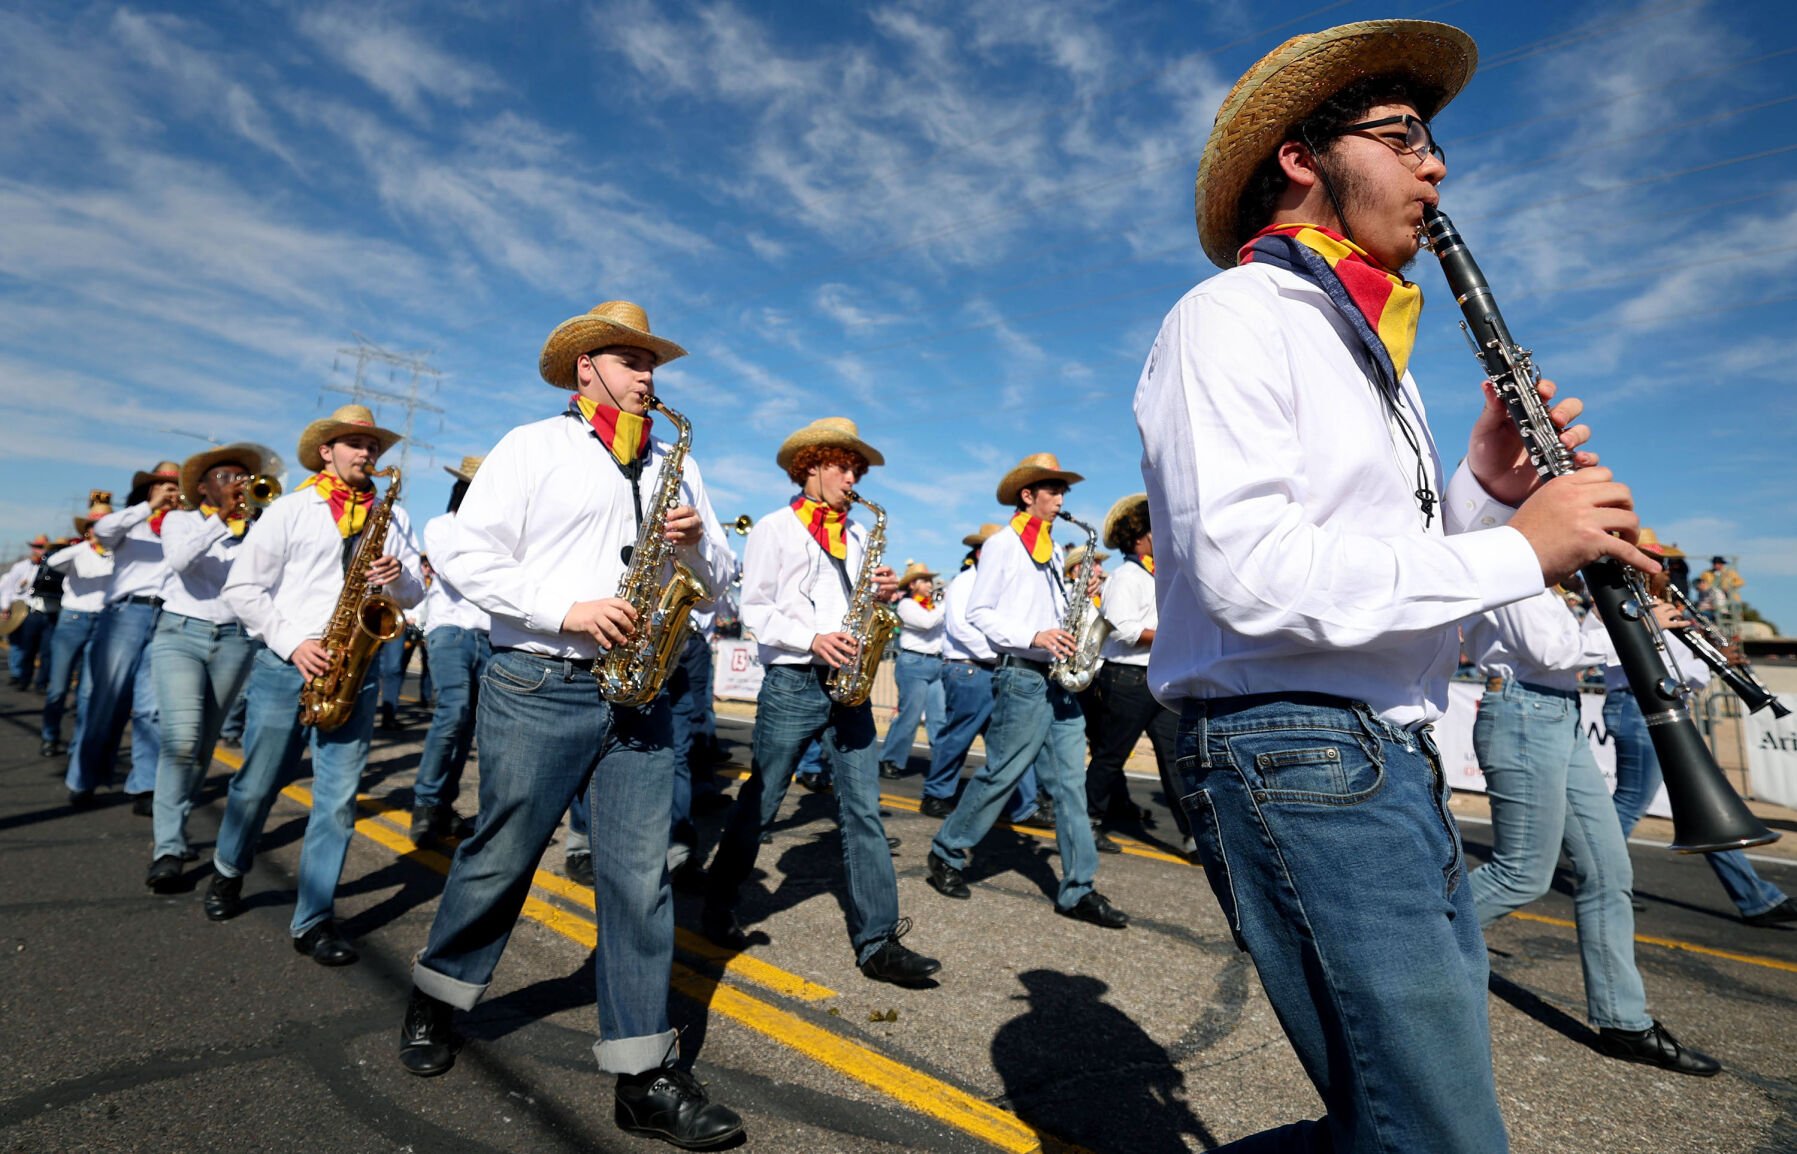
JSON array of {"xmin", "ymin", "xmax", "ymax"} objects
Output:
[
  {"xmin": 409, "ymin": 455, "xmax": 491, "ymax": 849},
  {"xmin": 926, "ymin": 454, "xmax": 1126, "ymax": 928},
  {"xmin": 69, "ymin": 461, "xmax": 180, "ymax": 809},
  {"xmin": 3, "ymin": 534, "xmax": 58, "ymax": 691},
  {"xmin": 701, "ymin": 417, "xmax": 943, "ymax": 988},
  {"xmin": 398, "ymin": 302, "xmax": 743, "ymax": 1150},
  {"xmin": 41, "ymin": 500, "xmax": 114, "ymax": 757},
  {"xmin": 145, "ymin": 444, "xmax": 267, "ymax": 893},
  {"xmin": 210, "ymin": 406, "xmax": 422, "ymax": 967},
  {"xmin": 876, "ymin": 560, "xmax": 945, "ymax": 780},
  {"xmin": 1136, "ymin": 20, "xmax": 1660, "ymax": 1147}
]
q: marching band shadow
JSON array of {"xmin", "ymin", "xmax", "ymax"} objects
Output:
[
  {"xmin": 1485, "ymin": 970, "xmax": 1598, "ymax": 1051},
  {"xmin": 991, "ymin": 969, "xmax": 1216, "ymax": 1153}
]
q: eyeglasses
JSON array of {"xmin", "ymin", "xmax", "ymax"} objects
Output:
[{"xmin": 1338, "ymin": 114, "xmax": 1444, "ymax": 168}]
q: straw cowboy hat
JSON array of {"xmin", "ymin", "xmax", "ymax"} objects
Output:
[
  {"xmin": 962, "ymin": 523, "xmax": 1004, "ymax": 548},
  {"xmin": 1102, "ymin": 492, "xmax": 1150, "ymax": 552},
  {"xmin": 996, "ymin": 453, "xmax": 1084, "ymax": 506},
  {"xmin": 538, "ymin": 300, "xmax": 687, "ymax": 389},
  {"xmin": 179, "ymin": 443, "xmax": 266, "ymax": 509},
  {"xmin": 443, "ymin": 455, "xmax": 485, "ymax": 483},
  {"xmin": 74, "ymin": 499, "xmax": 114, "ymax": 535},
  {"xmin": 1194, "ymin": 19, "xmax": 1477, "ymax": 269},
  {"xmin": 297, "ymin": 404, "xmax": 402, "ymax": 473},
  {"xmin": 1063, "ymin": 545, "xmax": 1110, "ymax": 577},
  {"xmin": 29, "ymin": 534, "xmax": 50, "ymax": 548},
  {"xmin": 130, "ymin": 461, "xmax": 181, "ymax": 491},
  {"xmin": 775, "ymin": 417, "xmax": 885, "ymax": 471},
  {"xmin": 897, "ymin": 560, "xmax": 938, "ymax": 586},
  {"xmin": 1637, "ymin": 528, "xmax": 1686, "ymax": 559}
]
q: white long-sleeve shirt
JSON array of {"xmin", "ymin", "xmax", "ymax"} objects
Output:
[
  {"xmin": 91, "ymin": 502, "xmax": 173, "ymax": 603},
  {"xmin": 966, "ymin": 522, "xmax": 1068, "ymax": 663},
  {"xmin": 941, "ymin": 565, "xmax": 996, "ymax": 662},
  {"xmin": 1099, "ymin": 558, "xmax": 1156, "ymax": 667},
  {"xmin": 1134, "ymin": 263, "xmax": 1545, "ymax": 727},
  {"xmin": 1464, "ymin": 587, "xmax": 1614, "ymax": 693},
  {"xmin": 159, "ymin": 509, "xmax": 246, "ymax": 624},
  {"xmin": 221, "ymin": 485, "xmax": 423, "ymax": 660},
  {"xmin": 895, "ymin": 594, "xmax": 945, "ymax": 655},
  {"xmin": 435, "ymin": 414, "xmax": 731, "ymax": 661},
  {"xmin": 741, "ymin": 502, "xmax": 868, "ymax": 667},
  {"xmin": 45, "ymin": 543, "xmax": 113, "ymax": 613},
  {"xmin": 420, "ymin": 513, "xmax": 490, "ymax": 635},
  {"xmin": 0, "ymin": 559, "xmax": 38, "ymax": 612}
]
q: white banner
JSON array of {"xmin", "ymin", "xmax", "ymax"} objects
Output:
[
  {"xmin": 1744, "ymin": 694, "xmax": 1797, "ymax": 809},
  {"xmin": 713, "ymin": 638, "xmax": 765, "ymax": 702},
  {"xmin": 1435, "ymin": 681, "xmax": 1671, "ymax": 819}
]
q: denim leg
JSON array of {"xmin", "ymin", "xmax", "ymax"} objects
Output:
[
  {"xmin": 415, "ymin": 627, "xmax": 480, "ymax": 811},
  {"xmin": 1559, "ymin": 732, "xmax": 1650, "ymax": 1029},
  {"xmin": 377, "ymin": 634, "xmax": 405, "ymax": 709},
  {"xmin": 878, "ymin": 651, "xmax": 933, "ymax": 766},
  {"xmin": 34, "ymin": 614, "xmax": 57, "ymax": 689},
  {"xmin": 292, "ymin": 673, "xmax": 378, "ymax": 936},
  {"xmin": 933, "ymin": 665, "xmax": 1052, "ymax": 866},
  {"xmin": 1469, "ymin": 690, "xmax": 1573, "ymax": 924},
  {"xmin": 1145, "ymin": 703, "xmax": 1189, "ymax": 837},
  {"xmin": 67, "ymin": 602, "xmax": 156, "ymax": 793},
  {"xmin": 1036, "ymin": 683, "xmax": 1099, "ymax": 908},
  {"xmin": 798, "ymin": 738, "xmax": 828, "ymax": 781},
  {"xmin": 220, "ymin": 683, "xmax": 248, "ymax": 742},
  {"xmin": 1009, "ymin": 759, "xmax": 1043, "ymax": 823},
  {"xmin": 819, "ymin": 700, "xmax": 901, "ymax": 962},
  {"xmin": 123, "ymin": 623, "xmax": 162, "ymax": 795},
  {"xmin": 1180, "ymin": 700, "xmax": 1507, "ymax": 1154},
  {"xmin": 921, "ymin": 662, "xmax": 946, "ymax": 748},
  {"xmin": 666, "ymin": 633, "xmax": 707, "ymax": 864},
  {"xmin": 41, "ymin": 609, "xmax": 98, "ymax": 742},
  {"xmin": 926, "ymin": 663, "xmax": 993, "ymax": 800},
  {"xmin": 152, "ymin": 620, "xmax": 256, "ymax": 859},
  {"xmin": 213, "ymin": 651, "xmax": 309, "ymax": 878},
  {"xmin": 1086, "ymin": 664, "xmax": 1156, "ymax": 821},
  {"xmin": 14, "ymin": 611, "xmax": 51, "ymax": 686}
]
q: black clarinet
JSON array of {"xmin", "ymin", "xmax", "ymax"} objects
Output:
[
  {"xmin": 1662, "ymin": 584, "xmax": 1791, "ymax": 718},
  {"xmin": 1421, "ymin": 205, "xmax": 1777, "ymax": 853}
]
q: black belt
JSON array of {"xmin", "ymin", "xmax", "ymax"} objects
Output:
[
  {"xmin": 945, "ymin": 657, "xmax": 995, "ymax": 670},
  {"xmin": 1484, "ymin": 675, "xmax": 1578, "ymax": 701},
  {"xmin": 121, "ymin": 595, "xmax": 164, "ymax": 607},
  {"xmin": 996, "ymin": 654, "xmax": 1051, "ymax": 676}
]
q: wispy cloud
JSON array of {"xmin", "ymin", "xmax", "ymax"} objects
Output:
[{"xmin": 296, "ymin": 5, "xmax": 504, "ymax": 120}]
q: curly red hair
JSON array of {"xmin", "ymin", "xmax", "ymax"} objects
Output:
[{"xmin": 786, "ymin": 445, "xmax": 867, "ymax": 488}]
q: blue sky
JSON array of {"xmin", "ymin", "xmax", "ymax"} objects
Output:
[{"xmin": 4, "ymin": 0, "xmax": 1795, "ymax": 629}]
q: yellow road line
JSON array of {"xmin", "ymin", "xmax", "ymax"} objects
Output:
[{"xmin": 1509, "ymin": 910, "xmax": 1797, "ymax": 975}]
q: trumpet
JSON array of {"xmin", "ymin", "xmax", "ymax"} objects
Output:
[
  {"xmin": 247, "ymin": 475, "xmax": 283, "ymax": 506},
  {"xmin": 731, "ymin": 514, "xmax": 754, "ymax": 535}
]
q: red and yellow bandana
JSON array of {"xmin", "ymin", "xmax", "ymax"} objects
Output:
[
  {"xmin": 915, "ymin": 592, "xmax": 935, "ymax": 611},
  {"xmin": 147, "ymin": 508, "xmax": 171, "ymax": 536},
  {"xmin": 791, "ymin": 495, "xmax": 848, "ymax": 560},
  {"xmin": 201, "ymin": 503, "xmax": 249, "ymax": 538},
  {"xmin": 572, "ymin": 396, "xmax": 652, "ymax": 467},
  {"xmin": 299, "ymin": 472, "xmax": 374, "ymax": 539},
  {"xmin": 1239, "ymin": 223, "xmax": 1422, "ymax": 382},
  {"xmin": 1010, "ymin": 511, "xmax": 1054, "ymax": 565},
  {"xmin": 1133, "ymin": 553, "xmax": 1154, "ymax": 575}
]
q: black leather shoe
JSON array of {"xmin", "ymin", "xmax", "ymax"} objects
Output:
[
  {"xmin": 669, "ymin": 857, "xmax": 707, "ymax": 894},
  {"xmin": 700, "ymin": 907, "xmax": 751, "ymax": 951},
  {"xmin": 565, "ymin": 851, "xmax": 594, "ymax": 887},
  {"xmin": 1744, "ymin": 897, "xmax": 1797, "ymax": 928},
  {"xmin": 1013, "ymin": 809, "xmax": 1055, "ymax": 830},
  {"xmin": 1596, "ymin": 1021, "xmax": 1719, "ymax": 1076},
  {"xmin": 409, "ymin": 805, "xmax": 437, "ymax": 846},
  {"xmin": 878, "ymin": 759, "xmax": 903, "ymax": 779},
  {"xmin": 859, "ymin": 919, "xmax": 942, "ymax": 987},
  {"xmin": 145, "ymin": 855, "xmax": 183, "ymax": 893},
  {"xmin": 926, "ymin": 852, "xmax": 970, "ymax": 900},
  {"xmin": 615, "ymin": 1065, "xmax": 744, "ymax": 1150},
  {"xmin": 38, "ymin": 739, "xmax": 57, "ymax": 758},
  {"xmin": 130, "ymin": 793, "xmax": 154, "ymax": 817},
  {"xmin": 68, "ymin": 788, "xmax": 96, "ymax": 809},
  {"xmin": 293, "ymin": 920, "xmax": 359, "ymax": 967},
  {"xmin": 795, "ymin": 773, "xmax": 831, "ymax": 794},
  {"xmin": 203, "ymin": 874, "xmax": 244, "ymax": 921},
  {"xmin": 398, "ymin": 987, "xmax": 457, "ymax": 1076},
  {"xmin": 379, "ymin": 703, "xmax": 401, "ymax": 731},
  {"xmin": 1059, "ymin": 891, "xmax": 1129, "ymax": 929},
  {"xmin": 1092, "ymin": 828, "xmax": 1123, "ymax": 854},
  {"xmin": 919, "ymin": 795, "xmax": 954, "ymax": 819},
  {"xmin": 439, "ymin": 806, "xmax": 476, "ymax": 839},
  {"xmin": 885, "ymin": 835, "xmax": 901, "ymax": 853}
]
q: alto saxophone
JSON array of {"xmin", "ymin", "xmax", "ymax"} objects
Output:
[
  {"xmin": 298, "ymin": 467, "xmax": 406, "ymax": 731},
  {"xmin": 594, "ymin": 396, "xmax": 709, "ymax": 706},
  {"xmin": 1049, "ymin": 511, "xmax": 1111, "ymax": 693},
  {"xmin": 825, "ymin": 490, "xmax": 901, "ymax": 706}
]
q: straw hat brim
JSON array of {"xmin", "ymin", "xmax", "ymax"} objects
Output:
[
  {"xmin": 996, "ymin": 465, "xmax": 1084, "ymax": 506},
  {"xmin": 1102, "ymin": 492, "xmax": 1149, "ymax": 551},
  {"xmin": 443, "ymin": 461, "xmax": 480, "ymax": 483},
  {"xmin": 131, "ymin": 468, "xmax": 179, "ymax": 491},
  {"xmin": 179, "ymin": 443, "xmax": 266, "ymax": 509},
  {"xmin": 1195, "ymin": 20, "xmax": 1477, "ymax": 269},
  {"xmin": 539, "ymin": 316, "xmax": 688, "ymax": 390},
  {"xmin": 775, "ymin": 427, "xmax": 886, "ymax": 471},
  {"xmin": 297, "ymin": 418, "xmax": 402, "ymax": 473}
]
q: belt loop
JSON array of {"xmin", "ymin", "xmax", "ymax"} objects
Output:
[
  {"xmin": 561, "ymin": 658, "xmax": 575, "ymax": 682},
  {"xmin": 1193, "ymin": 700, "xmax": 1212, "ymax": 768}
]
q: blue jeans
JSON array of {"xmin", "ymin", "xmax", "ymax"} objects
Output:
[
  {"xmin": 415, "ymin": 627, "xmax": 490, "ymax": 811},
  {"xmin": 414, "ymin": 650, "xmax": 677, "ymax": 1074},
  {"xmin": 704, "ymin": 663, "xmax": 900, "ymax": 964},
  {"xmin": 67, "ymin": 600, "xmax": 160, "ymax": 795},
  {"xmin": 1175, "ymin": 694, "xmax": 1506, "ymax": 1153},
  {"xmin": 150, "ymin": 614, "xmax": 257, "ymax": 859},
  {"xmin": 212, "ymin": 647, "xmax": 378, "ymax": 937},
  {"xmin": 9, "ymin": 609, "xmax": 54, "ymax": 686},
  {"xmin": 1468, "ymin": 682, "xmax": 1648, "ymax": 1030},
  {"xmin": 41, "ymin": 608, "xmax": 100, "ymax": 742},
  {"xmin": 931, "ymin": 661, "xmax": 1098, "ymax": 909},
  {"xmin": 377, "ymin": 634, "xmax": 405, "ymax": 709},
  {"xmin": 667, "ymin": 632, "xmax": 711, "ymax": 867},
  {"xmin": 926, "ymin": 660, "xmax": 1039, "ymax": 821},
  {"xmin": 878, "ymin": 650, "xmax": 945, "ymax": 767},
  {"xmin": 1605, "ymin": 689, "xmax": 1786, "ymax": 917},
  {"xmin": 220, "ymin": 684, "xmax": 248, "ymax": 741}
]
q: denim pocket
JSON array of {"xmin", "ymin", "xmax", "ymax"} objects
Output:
[
  {"xmin": 1184, "ymin": 788, "xmax": 1247, "ymax": 952},
  {"xmin": 1227, "ymin": 726, "xmax": 1384, "ymax": 806},
  {"xmin": 485, "ymin": 658, "xmax": 551, "ymax": 694}
]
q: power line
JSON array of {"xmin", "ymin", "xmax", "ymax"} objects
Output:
[{"xmin": 323, "ymin": 334, "xmax": 445, "ymax": 476}]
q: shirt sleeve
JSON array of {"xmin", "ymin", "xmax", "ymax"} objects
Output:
[
  {"xmin": 222, "ymin": 499, "xmax": 304, "ymax": 659},
  {"xmin": 1143, "ymin": 289, "xmax": 1545, "ymax": 652},
  {"xmin": 679, "ymin": 454, "xmax": 739, "ymax": 600},
  {"xmin": 740, "ymin": 518, "xmax": 817, "ymax": 656},
  {"xmin": 1101, "ymin": 565, "xmax": 1155, "ymax": 646},
  {"xmin": 93, "ymin": 502, "xmax": 153, "ymax": 550},
  {"xmin": 434, "ymin": 429, "xmax": 571, "ymax": 635},
  {"xmin": 44, "ymin": 547, "xmax": 80, "ymax": 575},
  {"xmin": 966, "ymin": 533, "xmax": 1038, "ymax": 651},
  {"xmin": 1490, "ymin": 589, "xmax": 1611, "ymax": 673},
  {"xmin": 160, "ymin": 510, "xmax": 231, "ymax": 575},
  {"xmin": 383, "ymin": 507, "xmax": 425, "ymax": 610},
  {"xmin": 895, "ymin": 597, "xmax": 944, "ymax": 630}
]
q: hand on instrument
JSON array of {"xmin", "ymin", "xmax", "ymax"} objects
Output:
[
  {"xmin": 811, "ymin": 631, "xmax": 859, "ymax": 669},
  {"xmin": 1032, "ymin": 628, "xmax": 1077, "ymax": 661},
  {"xmin": 563, "ymin": 598, "xmax": 639, "ymax": 648},
  {"xmin": 871, "ymin": 565, "xmax": 899, "ymax": 600},
  {"xmin": 1650, "ymin": 600, "xmax": 1689, "ymax": 632},
  {"xmin": 662, "ymin": 505, "xmax": 702, "ymax": 547},
  {"xmin": 1466, "ymin": 377, "xmax": 1599, "ymax": 507},
  {"xmin": 1508, "ymin": 469, "xmax": 1660, "ymax": 587},
  {"xmin": 366, "ymin": 555, "xmax": 402, "ymax": 586},
  {"xmin": 292, "ymin": 639, "xmax": 333, "ymax": 681},
  {"xmin": 1085, "ymin": 571, "xmax": 1103, "ymax": 599}
]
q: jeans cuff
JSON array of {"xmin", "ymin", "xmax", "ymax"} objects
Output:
[
  {"xmin": 211, "ymin": 853, "xmax": 243, "ymax": 880},
  {"xmin": 593, "ymin": 1028, "xmax": 678, "ymax": 1075},
  {"xmin": 413, "ymin": 959, "xmax": 489, "ymax": 1011}
]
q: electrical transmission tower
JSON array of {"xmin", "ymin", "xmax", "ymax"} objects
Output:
[{"xmin": 324, "ymin": 334, "xmax": 445, "ymax": 475}]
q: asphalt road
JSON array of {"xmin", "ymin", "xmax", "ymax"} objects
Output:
[{"xmin": 2, "ymin": 676, "xmax": 1794, "ymax": 1153}]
